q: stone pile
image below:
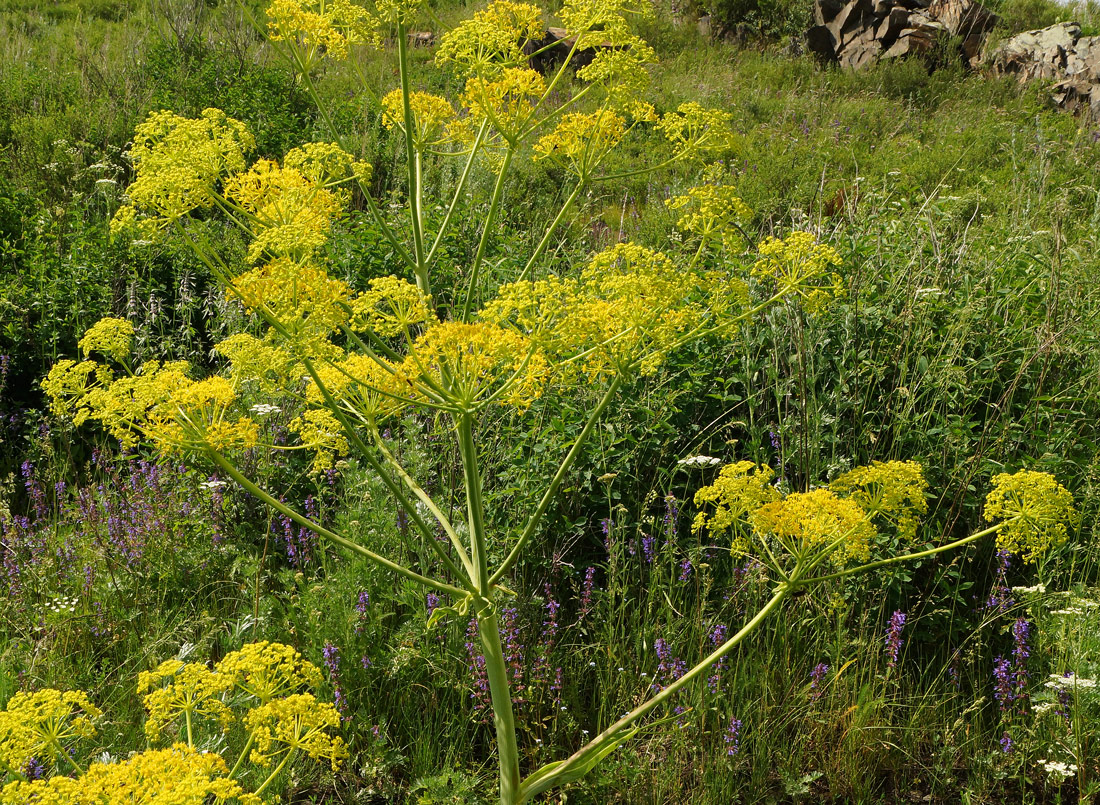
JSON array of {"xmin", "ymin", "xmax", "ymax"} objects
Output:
[
  {"xmin": 806, "ymin": 0, "xmax": 998, "ymax": 70},
  {"xmin": 989, "ymin": 22, "xmax": 1100, "ymax": 119}
]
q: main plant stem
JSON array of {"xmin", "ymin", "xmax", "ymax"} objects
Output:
[{"xmin": 457, "ymin": 412, "xmax": 522, "ymax": 804}]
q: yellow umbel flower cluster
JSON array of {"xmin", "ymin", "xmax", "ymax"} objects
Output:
[
  {"xmin": 216, "ymin": 641, "xmax": 324, "ymax": 704},
  {"xmin": 830, "ymin": 460, "xmax": 928, "ymax": 542},
  {"xmin": 666, "ymin": 185, "xmax": 752, "ymax": 254},
  {"xmin": 753, "ymin": 488, "xmax": 877, "ymax": 565},
  {"xmin": 351, "ymin": 275, "xmax": 434, "ymax": 337},
  {"xmin": 138, "ymin": 660, "xmax": 234, "ymax": 742},
  {"xmin": 753, "ymin": 231, "xmax": 844, "ymax": 315},
  {"xmin": 436, "ymin": 0, "xmax": 544, "ymax": 76},
  {"xmin": 691, "ymin": 462, "xmax": 780, "ymax": 552},
  {"xmin": 245, "ymin": 694, "xmax": 348, "ymax": 770},
  {"xmin": 78, "ymin": 317, "xmax": 135, "ymax": 362},
  {"xmin": 0, "ymin": 744, "xmax": 259, "ymax": 805},
  {"xmin": 558, "ymin": 0, "xmax": 653, "ymax": 49},
  {"xmin": 533, "ymin": 110, "xmax": 626, "ymax": 177},
  {"xmin": 984, "ymin": 470, "xmax": 1078, "ymax": 563},
  {"xmin": 115, "ymin": 109, "xmax": 254, "ymax": 227},
  {"xmin": 656, "ymin": 102, "xmax": 737, "ymax": 160},
  {"xmin": 267, "ymin": 0, "xmax": 378, "ymax": 65},
  {"xmin": 462, "ymin": 68, "xmax": 547, "ymax": 141},
  {"xmin": 482, "ymin": 242, "xmax": 746, "ymax": 378},
  {"xmin": 575, "ymin": 39, "xmax": 655, "ymax": 104},
  {"xmin": 381, "ymin": 90, "xmax": 456, "ymax": 147},
  {"xmin": 0, "ymin": 690, "xmax": 100, "ymax": 774}
]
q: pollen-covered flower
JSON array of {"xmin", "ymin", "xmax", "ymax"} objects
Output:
[
  {"xmin": 692, "ymin": 462, "xmax": 780, "ymax": 552},
  {"xmin": 751, "ymin": 488, "xmax": 876, "ymax": 565},
  {"xmin": 575, "ymin": 39, "xmax": 655, "ymax": 103},
  {"xmin": 0, "ymin": 743, "xmax": 257, "ymax": 804},
  {"xmin": 983, "ymin": 471, "xmax": 1077, "ymax": 563},
  {"xmin": 0, "ymin": 689, "xmax": 101, "ymax": 771},
  {"xmin": 223, "ymin": 159, "xmax": 344, "ymax": 262},
  {"xmin": 78, "ymin": 317, "xmax": 135, "ymax": 362},
  {"xmin": 752, "ymin": 231, "xmax": 844, "ymax": 315},
  {"xmin": 267, "ymin": 0, "xmax": 378, "ymax": 65},
  {"xmin": 138, "ymin": 660, "xmax": 234, "ymax": 742},
  {"xmin": 216, "ymin": 641, "xmax": 324, "ymax": 704},
  {"xmin": 398, "ymin": 320, "xmax": 549, "ymax": 410},
  {"xmin": 656, "ymin": 102, "xmax": 737, "ymax": 160},
  {"xmin": 381, "ymin": 90, "xmax": 456, "ymax": 148},
  {"xmin": 229, "ymin": 258, "xmax": 355, "ymax": 339},
  {"xmin": 666, "ymin": 185, "xmax": 752, "ymax": 254},
  {"xmin": 351, "ymin": 275, "xmax": 435, "ymax": 337},
  {"xmin": 461, "ymin": 68, "xmax": 546, "ymax": 140},
  {"xmin": 245, "ymin": 693, "xmax": 348, "ymax": 770},
  {"xmin": 436, "ymin": 0, "xmax": 543, "ymax": 75},
  {"xmin": 558, "ymin": 0, "xmax": 652, "ymax": 49},
  {"xmin": 533, "ymin": 110, "xmax": 626, "ymax": 177},
  {"xmin": 120, "ymin": 108, "xmax": 254, "ymax": 223},
  {"xmin": 830, "ymin": 460, "xmax": 927, "ymax": 542},
  {"xmin": 282, "ymin": 141, "xmax": 372, "ymax": 198}
]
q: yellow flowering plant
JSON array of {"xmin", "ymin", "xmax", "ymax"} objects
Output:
[
  {"xmin": 0, "ymin": 642, "xmax": 343, "ymax": 802},
  {"xmin": 38, "ymin": 1, "xmax": 1083, "ymax": 803}
]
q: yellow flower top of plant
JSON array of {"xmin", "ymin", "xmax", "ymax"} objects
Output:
[
  {"xmin": 461, "ymin": 68, "xmax": 546, "ymax": 139},
  {"xmin": 533, "ymin": 110, "xmax": 625, "ymax": 177},
  {"xmin": 289, "ymin": 408, "xmax": 350, "ymax": 473},
  {"xmin": 215, "ymin": 642, "xmax": 323, "ymax": 704},
  {"xmin": 0, "ymin": 689, "xmax": 100, "ymax": 770},
  {"xmin": 751, "ymin": 488, "xmax": 876, "ymax": 565},
  {"xmin": 282, "ymin": 141, "xmax": 372, "ymax": 196},
  {"xmin": 42, "ymin": 359, "xmax": 111, "ymax": 422},
  {"xmin": 399, "ymin": 320, "xmax": 549, "ymax": 409},
  {"xmin": 375, "ymin": 0, "xmax": 423, "ymax": 24},
  {"xmin": 656, "ymin": 102, "xmax": 737, "ymax": 160},
  {"xmin": 78, "ymin": 317, "xmax": 135, "ymax": 362},
  {"xmin": 266, "ymin": 0, "xmax": 378, "ymax": 64},
  {"xmin": 482, "ymin": 242, "xmax": 749, "ymax": 378},
  {"xmin": 229, "ymin": 258, "xmax": 355, "ymax": 340},
  {"xmin": 692, "ymin": 461, "xmax": 780, "ymax": 551},
  {"xmin": 575, "ymin": 39, "xmax": 655, "ymax": 104},
  {"xmin": 214, "ymin": 334, "xmax": 297, "ymax": 392},
  {"xmin": 830, "ymin": 460, "xmax": 928, "ymax": 542},
  {"xmin": 244, "ymin": 693, "xmax": 348, "ymax": 770},
  {"xmin": 381, "ymin": 90, "xmax": 456, "ymax": 148},
  {"xmin": 120, "ymin": 109, "xmax": 254, "ymax": 223},
  {"xmin": 984, "ymin": 470, "xmax": 1078, "ymax": 563},
  {"xmin": 351, "ymin": 275, "xmax": 434, "ymax": 336},
  {"xmin": 436, "ymin": 0, "xmax": 543, "ymax": 75},
  {"xmin": 223, "ymin": 159, "xmax": 344, "ymax": 262},
  {"xmin": 1, "ymin": 743, "xmax": 258, "ymax": 805},
  {"xmin": 558, "ymin": 0, "xmax": 651, "ymax": 49},
  {"xmin": 137, "ymin": 660, "xmax": 234, "ymax": 743},
  {"xmin": 666, "ymin": 185, "xmax": 752, "ymax": 253},
  {"xmin": 752, "ymin": 231, "xmax": 844, "ymax": 315}
]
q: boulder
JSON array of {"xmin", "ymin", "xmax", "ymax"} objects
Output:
[
  {"xmin": 807, "ymin": 0, "xmax": 996, "ymax": 69},
  {"xmin": 989, "ymin": 22, "xmax": 1100, "ymax": 119}
]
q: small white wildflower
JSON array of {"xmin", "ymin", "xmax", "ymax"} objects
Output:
[
  {"xmin": 200, "ymin": 480, "xmax": 228, "ymax": 490},
  {"xmin": 130, "ymin": 239, "xmax": 154, "ymax": 247},
  {"xmin": 1050, "ymin": 608, "xmax": 1084, "ymax": 616},
  {"xmin": 1033, "ymin": 702, "xmax": 1055, "ymax": 714},
  {"xmin": 677, "ymin": 455, "xmax": 722, "ymax": 467},
  {"xmin": 1011, "ymin": 584, "xmax": 1046, "ymax": 594},
  {"xmin": 914, "ymin": 288, "xmax": 944, "ymax": 298},
  {"xmin": 1046, "ymin": 673, "xmax": 1097, "ymax": 689},
  {"xmin": 589, "ymin": 661, "xmax": 596, "ymax": 667},
  {"xmin": 1038, "ymin": 759, "xmax": 1077, "ymax": 780},
  {"xmin": 250, "ymin": 403, "xmax": 281, "ymax": 417}
]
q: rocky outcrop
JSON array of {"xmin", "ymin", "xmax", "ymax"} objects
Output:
[
  {"xmin": 807, "ymin": 0, "xmax": 997, "ymax": 69},
  {"xmin": 989, "ymin": 22, "xmax": 1100, "ymax": 119}
]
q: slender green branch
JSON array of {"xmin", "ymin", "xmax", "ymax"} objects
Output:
[
  {"xmin": 520, "ymin": 584, "xmax": 791, "ymax": 801},
  {"xmin": 516, "ymin": 180, "xmax": 586, "ymax": 283},
  {"xmin": 253, "ymin": 748, "xmax": 295, "ymax": 797},
  {"xmin": 797, "ymin": 523, "xmax": 1002, "ymax": 585},
  {"xmin": 206, "ymin": 450, "xmax": 465, "ymax": 596},
  {"xmin": 457, "ymin": 413, "xmax": 490, "ymax": 591},
  {"xmin": 489, "ymin": 375, "xmax": 623, "ymax": 585},
  {"xmin": 425, "ymin": 119, "xmax": 490, "ymax": 266},
  {"xmin": 461, "ymin": 148, "xmax": 514, "ymax": 320},
  {"xmin": 228, "ymin": 732, "xmax": 256, "ymax": 779},
  {"xmin": 397, "ymin": 22, "xmax": 429, "ymax": 293}
]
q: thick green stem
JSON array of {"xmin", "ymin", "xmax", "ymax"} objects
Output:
[
  {"xmin": 477, "ymin": 604, "xmax": 523, "ymax": 805},
  {"xmin": 457, "ymin": 413, "xmax": 490, "ymax": 590},
  {"xmin": 461, "ymin": 148, "xmax": 514, "ymax": 320}
]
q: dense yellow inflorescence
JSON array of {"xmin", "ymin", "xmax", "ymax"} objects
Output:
[
  {"xmin": 984, "ymin": 470, "xmax": 1078, "ymax": 563},
  {"xmin": 436, "ymin": 0, "xmax": 544, "ymax": 75},
  {"xmin": 0, "ymin": 690, "xmax": 100, "ymax": 773},
  {"xmin": 691, "ymin": 462, "xmax": 780, "ymax": 551},
  {"xmin": 245, "ymin": 694, "xmax": 348, "ymax": 770},
  {"xmin": 381, "ymin": 90, "xmax": 456, "ymax": 147},
  {"xmin": 138, "ymin": 660, "xmax": 234, "ymax": 742},
  {"xmin": 0, "ymin": 744, "xmax": 260, "ymax": 805},
  {"xmin": 267, "ymin": 0, "xmax": 378, "ymax": 64},
  {"xmin": 533, "ymin": 110, "xmax": 626, "ymax": 177},
  {"xmin": 216, "ymin": 641, "xmax": 325, "ymax": 704},
  {"xmin": 752, "ymin": 231, "xmax": 844, "ymax": 314},
  {"xmin": 666, "ymin": 185, "xmax": 752, "ymax": 254},
  {"xmin": 830, "ymin": 460, "xmax": 928, "ymax": 542}
]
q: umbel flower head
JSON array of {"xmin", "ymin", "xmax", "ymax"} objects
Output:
[
  {"xmin": 215, "ymin": 641, "xmax": 324, "ymax": 704},
  {"xmin": 244, "ymin": 693, "xmax": 348, "ymax": 770},
  {"xmin": 984, "ymin": 470, "xmax": 1078, "ymax": 563},
  {"xmin": 0, "ymin": 689, "xmax": 100, "ymax": 773},
  {"xmin": 138, "ymin": 660, "xmax": 234, "ymax": 743},
  {"xmin": 267, "ymin": 0, "xmax": 379, "ymax": 66},
  {"xmin": 0, "ymin": 743, "xmax": 259, "ymax": 805},
  {"xmin": 830, "ymin": 460, "xmax": 928, "ymax": 542}
]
